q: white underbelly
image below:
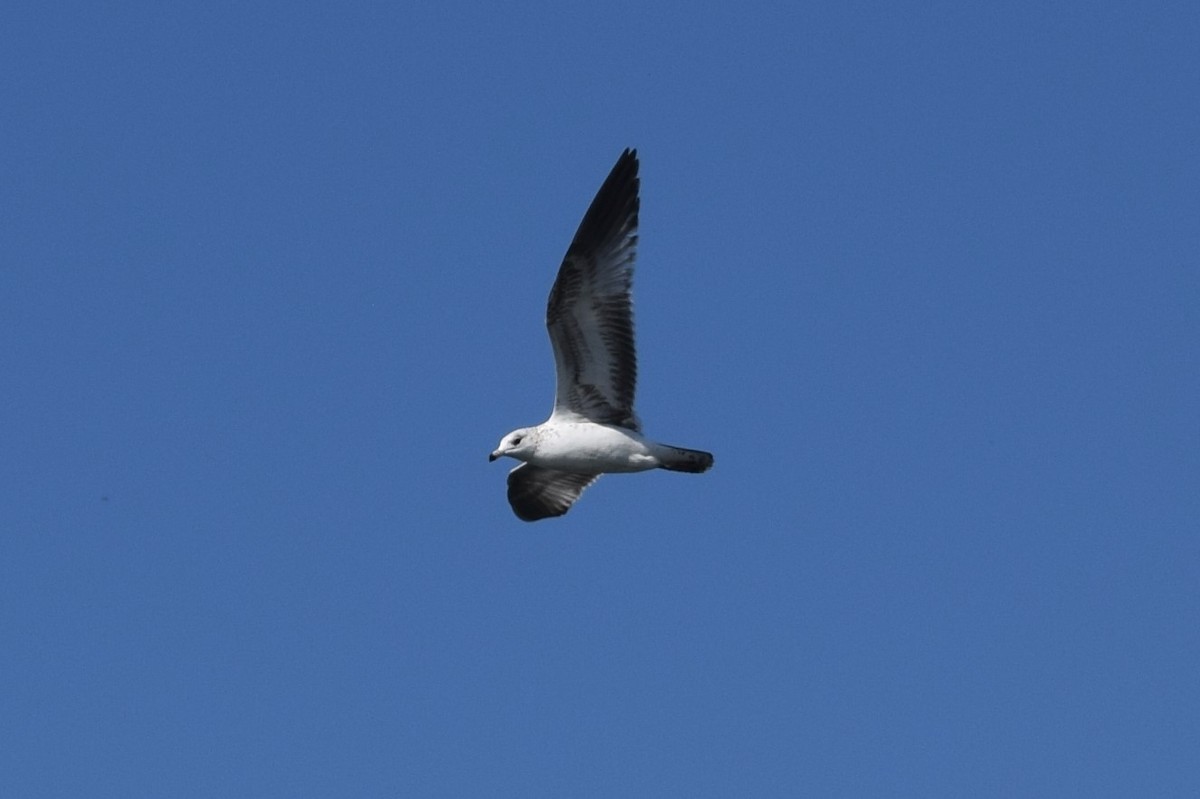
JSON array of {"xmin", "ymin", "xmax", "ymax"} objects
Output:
[{"xmin": 531, "ymin": 423, "xmax": 658, "ymax": 473}]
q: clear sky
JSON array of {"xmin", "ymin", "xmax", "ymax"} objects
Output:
[{"xmin": 3, "ymin": 1, "xmax": 1197, "ymax": 796}]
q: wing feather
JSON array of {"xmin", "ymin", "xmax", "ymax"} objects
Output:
[
  {"xmin": 506, "ymin": 464, "xmax": 600, "ymax": 522},
  {"xmin": 546, "ymin": 149, "xmax": 640, "ymax": 429}
]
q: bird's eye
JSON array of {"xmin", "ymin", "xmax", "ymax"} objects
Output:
[{"xmin": 512, "ymin": 436, "xmax": 523, "ymax": 445}]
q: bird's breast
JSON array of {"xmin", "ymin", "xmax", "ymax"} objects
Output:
[{"xmin": 530, "ymin": 422, "xmax": 657, "ymax": 473}]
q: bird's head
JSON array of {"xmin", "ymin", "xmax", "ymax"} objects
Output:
[{"xmin": 490, "ymin": 428, "xmax": 536, "ymax": 463}]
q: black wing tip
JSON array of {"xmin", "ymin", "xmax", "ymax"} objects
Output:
[
  {"xmin": 512, "ymin": 504, "xmax": 569, "ymax": 522},
  {"xmin": 568, "ymin": 148, "xmax": 640, "ymax": 256},
  {"xmin": 609, "ymin": 147, "xmax": 639, "ymax": 194},
  {"xmin": 508, "ymin": 487, "xmax": 573, "ymax": 522}
]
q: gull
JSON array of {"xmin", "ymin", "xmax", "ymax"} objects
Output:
[{"xmin": 490, "ymin": 149, "xmax": 714, "ymax": 521}]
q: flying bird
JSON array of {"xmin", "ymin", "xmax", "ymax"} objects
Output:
[{"xmin": 490, "ymin": 149, "xmax": 714, "ymax": 521}]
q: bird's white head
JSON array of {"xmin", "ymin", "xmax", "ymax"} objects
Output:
[{"xmin": 489, "ymin": 427, "xmax": 537, "ymax": 463}]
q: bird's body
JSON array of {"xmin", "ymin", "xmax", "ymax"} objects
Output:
[
  {"xmin": 494, "ymin": 421, "xmax": 710, "ymax": 474},
  {"xmin": 490, "ymin": 149, "xmax": 713, "ymax": 521},
  {"xmin": 518, "ymin": 422, "xmax": 659, "ymax": 473}
]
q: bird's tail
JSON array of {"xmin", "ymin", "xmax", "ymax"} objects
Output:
[{"xmin": 654, "ymin": 445, "xmax": 714, "ymax": 473}]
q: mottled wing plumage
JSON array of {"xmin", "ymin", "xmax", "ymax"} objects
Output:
[
  {"xmin": 546, "ymin": 149, "xmax": 640, "ymax": 430},
  {"xmin": 507, "ymin": 464, "xmax": 600, "ymax": 521}
]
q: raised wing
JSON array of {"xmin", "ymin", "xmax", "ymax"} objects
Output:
[
  {"xmin": 506, "ymin": 464, "xmax": 600, "ymax": 521},
  {"xmin": 546, "ymin": 149, "xmax": 640, "ymax": 429}
]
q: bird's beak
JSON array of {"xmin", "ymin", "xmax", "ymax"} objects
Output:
[{"xmin": 489, "ymin": 451, "xmax": 501, "ymax": 462}]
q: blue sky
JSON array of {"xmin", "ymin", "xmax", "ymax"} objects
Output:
[{"xmin": 3, "ymin": 1, "xmax": 1198, "ymax": 795}]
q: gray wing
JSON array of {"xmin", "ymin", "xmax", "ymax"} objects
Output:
[
  {"xmin": 506, "ymin": 464, "xmax": 600, "ymax": 522},
  {"xmin": 546, "ymin": 149, "xmax": 640, "ymax": 430}
]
